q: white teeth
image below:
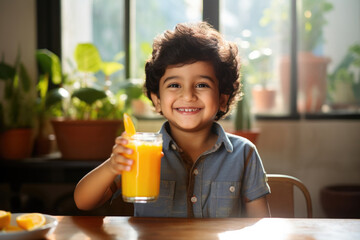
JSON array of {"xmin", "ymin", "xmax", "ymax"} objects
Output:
[{"xmin": 178, "ymin": 108, "xmax": 199, "ymax": 112}]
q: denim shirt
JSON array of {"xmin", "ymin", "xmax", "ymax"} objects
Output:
[{"xmin": 125, "ymin": 121, "xmax": 270, "ymax": 218}]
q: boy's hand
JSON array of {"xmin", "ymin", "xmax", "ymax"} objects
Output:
[{"xmin": 107, "ymin": 133, "xmax": 133, "ymax": 175}]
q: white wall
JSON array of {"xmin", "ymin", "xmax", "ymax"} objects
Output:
[
  {"xmin": 255, "ymin": 120, "xmax": 360, "ymax": 217},
  {"xmin": 0, "ymin": 0, "xmax": 37, "ymax": 82}
]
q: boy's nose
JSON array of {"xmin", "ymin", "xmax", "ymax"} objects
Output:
[{"xmin": 182, "ymin": 87, "xmax": 197, "ymax": 101}]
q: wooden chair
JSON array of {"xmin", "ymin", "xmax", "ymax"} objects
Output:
[{"xmin": 266, "ymin": 174, "xmax": 313, "ymax": 218}]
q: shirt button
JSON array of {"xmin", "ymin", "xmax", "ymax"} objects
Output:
[
  {"xmin": 229, "ymin": 186, "xmax": 235, "ymax": 193},
  {"xmin": 171, "ymin": 144, "xmax": 177, "ymax": 151},
  {"xmin": 193, "ymin": 169, "xmax": 199, "ymax": 175},
  {"xmin": 191, "ymin": 196, "xmax": 197, "ymax": 203}
]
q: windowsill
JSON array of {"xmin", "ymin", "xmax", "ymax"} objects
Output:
[
  {"xmin": 256, "ymin": 112, "xmax": 360, "ymax": 120},
  {"xmin": 304, "ymin": 112, "xmax": 360, "ymax": 120}
]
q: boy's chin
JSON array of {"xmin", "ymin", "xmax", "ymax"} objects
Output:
[{"xmin": 168, "ymin": 121, "xmax": 212, "ymax": 132}]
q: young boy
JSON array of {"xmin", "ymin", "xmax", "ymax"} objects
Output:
[{"xmin": 74, "ymin": 22, "xmax": 270, "ymax": 218}]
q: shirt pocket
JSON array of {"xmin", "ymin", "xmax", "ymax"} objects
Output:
[
  {"xmin": 134, "ymin": 180, "xmax": 175, "ymax": 217},
  {"xmin": 210, "ymin": 181, "xmax": 241, "ymax": 218}
]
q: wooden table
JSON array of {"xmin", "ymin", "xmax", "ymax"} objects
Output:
[{"xmin": 48, "ymin": 216, "xmax": 360, "ymax": 240}]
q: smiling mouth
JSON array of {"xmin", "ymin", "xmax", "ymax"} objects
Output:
[{"xmin": 176, "ymin": 108, "xmax": 201, "ymax": 113}]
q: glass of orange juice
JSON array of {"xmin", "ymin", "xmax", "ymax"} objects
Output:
[{"xmin": 121, "ymin": 132, "xmax": 163, "ymax": 203}]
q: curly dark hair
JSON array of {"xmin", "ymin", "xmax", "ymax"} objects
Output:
[{"xmin": 144, "ymin": 22, "xmax": 242, "ymax": 120}]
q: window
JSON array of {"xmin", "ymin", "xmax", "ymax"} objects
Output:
[
  {"xmin": 220, "ymin": 0, "xmax": 360, "ymax": 118},
  {"xmin": 131, "ymin": 0, "xmax": 202, "ymax": 78},
  {"xmin": 58, "ymin": 0, "xmax": 360, "ymax": 119},
  {"xmin": 61, "ymin": 0, "xmax": 126, "ymax": 81},
  {"xmin": 220, "ymin": 0, "xmax": 291, "ymax": 116},
  {"xmin": 317, "ymin": 0, "xmax": 360, "ymax": 116},
  {"xmin": 61, "ymin": 0, "xmax": 201, "ymax": 80}
]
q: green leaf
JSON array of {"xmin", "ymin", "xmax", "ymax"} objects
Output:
[
  {"xmin": 38, "ymin": 74, "xmax": 49, "ymax": 99},
  {"xmin": 323, "ymin": 2, "xmax": 333, "ymax": 12},
  {"xmin": 50, "ymin": 53, "xmax": 62, "ymax": 84},
  {"xmin": 19, "ymin": 63, "xmax": 31, "ymax": 92},
  {"xmin": 123, "ymin": 84, "xmax": 143, "ymax": 109},
  {"xmin": 140, "ymin": 42, "xmax": 153, "ymax": 56},
  {"xmin": 0, "ymin": 62, "xmax": 15, "ymax": 80},
  {"xmin": 101, "ymin": 61, "xmax": 123, "ymax": 76},
  {"xmin": 113, "ymin": 51, "xmax": 125, "ymax": 61},
  {"xmin": 36, "ymin": 49, "xmax": 62, "ymax": 85},
  {"xmin": 74, "ymin": 43, "xmax": 102, "ymax": 73},
  {"xmin": 46, "ymin": 88, "xmax": 69, "ymax": 109},
  {"xmin": 36, "ymin": 50, "xmax": 52, "ymax": 74},
  {"xmin": 72, "ymin": 87, "xmax": 107, "ymax": 105},
  {"xmin": 353, "ymin": 59, "xmax": 360, "ymax": 67},
  {"xmin": 13, "ymin": 71, "xmax": 19, "ymax": 90},
  {"xmin": 349, "ymin": 44, "xmax": 360, "ymax": 55},
  {"xmin": 125, "ymin": 84, "xmax": 143, "ymax": 99}
]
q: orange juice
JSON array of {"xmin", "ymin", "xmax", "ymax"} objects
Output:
[{"xmin": 121, "ymin": 132, "xmax": 163, "ymax": 203}]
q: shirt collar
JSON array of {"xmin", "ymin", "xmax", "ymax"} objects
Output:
[
  {"xmin": 212, "ymin": 122, "xmax": 233, "ymax": 153},
  {"xmin": 159, "ymin": 122, "xmax": 174, "ymax": 151},
  {"xmin": 159, "ymin": 121, "xmax": 233, "ymax": 153}
]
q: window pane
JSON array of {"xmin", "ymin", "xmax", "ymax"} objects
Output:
[
  {"xmin": 299, "ymin": 0, "xmax": 360, "ymax": 114},
  {"xmin": 61, "ymin": 0, "xmax": 126, "ymax": 84},
  {"xmin": 132, "ymin": 0, "xmax": 202, "ymax": 79},
  {"xmin": 220, "ymin": 0, "xmax": 291, "ymax": 115}
]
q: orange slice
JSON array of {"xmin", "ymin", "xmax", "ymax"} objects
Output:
[
  {"xmin": 3, "ymin": 225, "xmax": 24, "ymax": 232},
  {"xmin": 0, "ymin": 210, "xmax": 11, "ymax": 229},
  {"xmin": 16, "ymin": 213, "xmax": 46, "ymax": 230},
  {"xmin": 123, "ymin": 113, "xmax": 136, "ymax": 137}
]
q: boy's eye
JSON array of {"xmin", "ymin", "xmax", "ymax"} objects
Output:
[
  {"xmin": 196, "ymin": 83, "xmax": 210, "ymax": 88},
  {"xmin": 168, "ymin": 83, "xmax": 180, "ymax": 88}
]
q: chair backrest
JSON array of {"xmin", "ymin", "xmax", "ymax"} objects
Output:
[{"xmin": 266, "ymin": 174, "xmax": 313, "ymax": 218}]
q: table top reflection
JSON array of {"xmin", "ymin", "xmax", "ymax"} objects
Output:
[{"xmin": 48, "ymin": 216, "xmax": 360, "ymax": 240}]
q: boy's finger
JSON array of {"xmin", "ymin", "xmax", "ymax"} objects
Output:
[
  {"xmin": 111, "ymin": 153, "xmax": 133, "ymax": 166},
  {"xmin": 115, "ymin": 136, "xmax": 128, "ymax": 145},
  {"xmin": 112, "ymin": 144, "xmax": 133, "ymax": 155}
]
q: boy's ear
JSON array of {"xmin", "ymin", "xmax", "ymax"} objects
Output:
[
  {"xmin": 219, "ymin": 94, "xmax": 230, "ymax": 112},
  {"xmin": 150, "ymin": 92, "xmax": 162, "ymax": 113}
]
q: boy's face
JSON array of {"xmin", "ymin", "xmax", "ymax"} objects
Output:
[{"xmin": 151, "ymin": 61, "xmax": 229, "ymax": 132}]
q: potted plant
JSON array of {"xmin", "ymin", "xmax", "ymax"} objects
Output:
[
  {"xmin": 0, "ymin": 52, "xmax": 35, "ymax": 159},
  {"xmin": 33, "ymin": 49, "xmax": 63, "ymax": 156},
  {"xmin": 246, "ymin": 47, "xmax": 276, "ymax": 113},
  {"xmin": 261, "ymin": 0, "xmax": 333, "ymax": 112},
  {"xmin": 46, "ymin": 43, "xmax": 140, "ymax": 160},
  {"xmin": 327, "ymin": 43, "xmax": 360, "ymax": 109}
]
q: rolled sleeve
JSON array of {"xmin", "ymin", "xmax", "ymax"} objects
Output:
[{"xmin": 242, "ymin": 147, "xmax": 270, "ymax": 201}]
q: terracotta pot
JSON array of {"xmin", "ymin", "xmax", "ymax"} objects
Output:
[
  {"xmin": 231, "ymin": 130, "xmax": 260, "ymax": 145},
  {"xmin": 51, "ymin": 119, "xmax": 123, "ymax": 160},
  {"xmin": 320, "ymin": 185, "xmax": 360, "ymax": 218},
  {"xmin": 0, "ymin": 128, "xmax": 34, "ymax": 160},
  {"xmin": 33, "ymin": 134, "xmax": 56, "ymax": 156},
  {"xmin": 251, "ymin": 86, "xmax": 276, "ymax": 113},
  {"xmin": 280, "ymin": 52, "xmax": 331, "ymax": 112}
]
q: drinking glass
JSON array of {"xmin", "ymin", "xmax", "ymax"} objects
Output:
[{"xmin": 121, "ymin": 132, "xmax": 163, "ymax": 203}]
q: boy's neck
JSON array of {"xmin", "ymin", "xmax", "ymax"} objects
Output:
[{"xmin": 168, "ymin": 124, "xmax": 218, "ymax": 162}]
